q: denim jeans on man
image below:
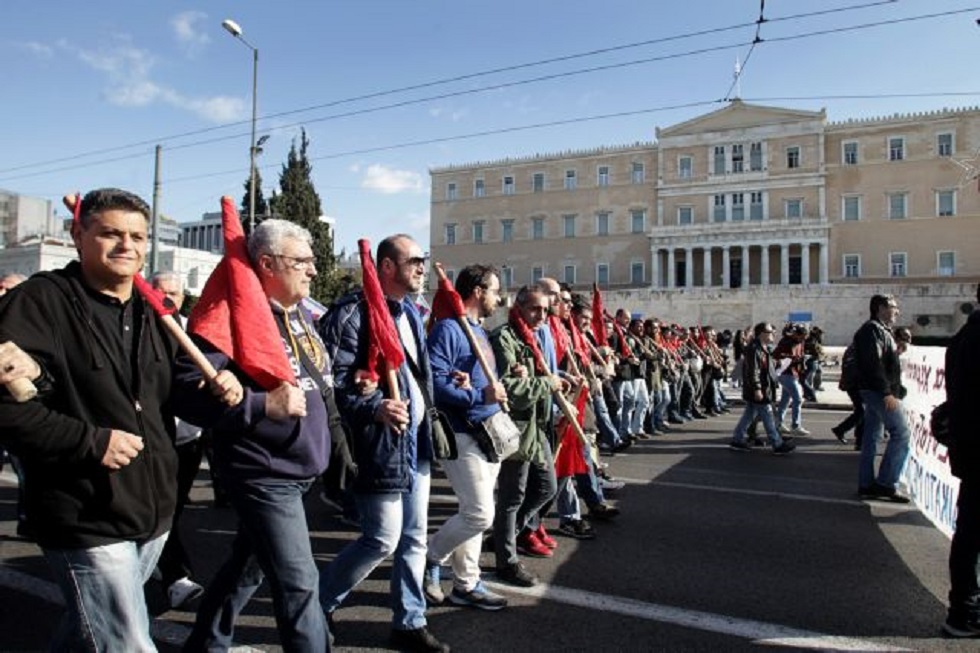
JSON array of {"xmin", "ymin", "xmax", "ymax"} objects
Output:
[
  {"xmin": 949, "ymin": 478, "xmax": 980, "ymax": 624},
  {"xmin": 777, "ymin": 375, "xmax": 803, "ymax": 428},
  {"xmin": 858, "ymin": 390, "xmax": 911, "ymax": 490},
  {"xmin": 184, "ymin": 477, "xmax": 325, "ymax": 652},
  {"xmin": 320, "ymin": 461, "xmax": 431, "ymax": 630},
  {"xmin": 731, "ymin": 402, "xmax": 784, "ymax": 447},
  {"xmin": 44, "ymin": 531, "xmax": 168, "ymax": 652},
  {"xmin": 427, "ymin": 435, "xmax": 499, "ymax": 591},
  {"xmin": 592, "ymin": 392, "xmax": 622, "ymax": 448}
]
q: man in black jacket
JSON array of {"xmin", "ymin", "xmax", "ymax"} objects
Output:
[
  {"xmin": 854, "ymin": 294, "xmax": 911, "ymax": 502},
  {"xmin": 728, "ymin": 322, "xmax": 796, "ymax": 455},
  {"xmin": 0, "ymin": 188, "xmax": 240, "ymax": 652}
]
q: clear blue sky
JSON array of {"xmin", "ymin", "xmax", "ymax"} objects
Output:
[{"xmin": 2, "ymin": 0, "xmax": 978, "ymax": 256}]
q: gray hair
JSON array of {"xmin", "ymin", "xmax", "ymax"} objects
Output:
[
  {"xmin": 247, "ymin": 219, "xmax": 314, "ymax": 266},
  {"xmin": 150, "ymin": 270, "xmax": 182, "ymax": 289}
]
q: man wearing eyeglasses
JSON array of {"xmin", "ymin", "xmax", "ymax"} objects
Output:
[
  {"xmin": 319, "ymin": 233, "xmax": 452, "ymax": 653},
  {"xmin": 852, "ymin": 294, "xmax": 911, "ymax": 503},
  {"xmin": 728, "ymin": 323, "xmax": 796, "ymax": 455}
]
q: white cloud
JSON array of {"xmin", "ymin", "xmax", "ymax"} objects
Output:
[
  {"xmin": 15, "ymin": 41, "xmax": 54, "ymax": 58},
  {"xmin": 429, "ymin": 105, "xmax": 468, "ymax": 123},
  {"xmin": 171, "ymin": 11, "xmax": 210, "ymax": 56},
  {"xmin": 407, "ymin": 211, "xmax": 431, "ymax": 229},
  {"xmin": 62, "ymin": 37, "xmax": 244, "ymax": 123},
  {"xmin": 361, "ymin": 164, "xmax": 425, "ymax": 195}
]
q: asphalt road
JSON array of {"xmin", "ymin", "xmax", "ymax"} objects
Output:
[{"xmin": 0, "ymin": 400, "xmax": 970, "ymax": 652}]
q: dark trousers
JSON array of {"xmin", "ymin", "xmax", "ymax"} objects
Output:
[
  {"xmin": 158, "ymin": 438, "xmax": 205, "ymax": 586},
  {"xmin": 949, "ymin": 477, "xmax": 980, "ymax": 621},
  {"xmin": 834, "ymin": 389, "xmax": 865, "ymax": 442},
  {"xmin": 494, "ymin": 443, "xmax": 558, "ymax": 566}
]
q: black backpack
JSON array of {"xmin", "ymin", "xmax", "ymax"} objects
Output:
[{"xmin": 838, "ymin": 342, "xmax": 858, "ymax": 392}]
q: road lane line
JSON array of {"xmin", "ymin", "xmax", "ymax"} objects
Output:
[{"xmin": 485, "ymin": 580, "xmax": 911, "ymax": 651}]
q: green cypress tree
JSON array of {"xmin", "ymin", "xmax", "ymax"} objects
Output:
[
  {"xmin": 239, "ymin": 168, "xmax": 270, "ymax": 238},
  {"xmin": 270, "ymin": 129, "xmax": 343, "ymax": 303}
]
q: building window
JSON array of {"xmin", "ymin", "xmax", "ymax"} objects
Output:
[
  {"xmin": 888, "ymin": 192, "xmax": 907, "ymax": 219},
  {"xmin": 596, "ymin": 263, "xmax": 610, "ymax": 287},
  {"xmin": 890, "ymin": 252, "xmax": 907, "ymax": 277},
  {"xmin": 730, "ymin": 193, "xmax": 745, "ymax": 221},
  {"xmin": 713, "ymin": 194, "xmax": 726, "ymax": 222},
  {"xmin": 532, "ymin": 266, "xmax": 544, "ymax": 283},
  {"xmin": 563, "ymin": 264, "xmax": 576, "ymax": 285},
  {"xmin": 787, "ymin": 146, "xmax": 801, "ymax": 169},
  {"xmin": 445, "ymin": 269, "xmax": 456, "ymax": 284},
  {"xmin": 501, "ymin": 219, "xmax": 514, "ymax": 243},
  {"xmin": 630, "ymin": 209, "xmax": 646, "ymax": 234},
  {"xmin": 597, "ymin": 166, "xmax": 610, "ymax": 187},
  {"xmin": 889, "ymin": 137, "xmax": 905, "ymax": 161},
  {"xmin": 446, "ymin": 182, "xmax": 457, "ymax": 201},
  {"xmin": 843, "ymin": 195, "xmax": 861, "ymax": 221},
  {"xmin": 472, "ymin": 221, "xmax": 484, "ymax": 244},
  {"xmin": 786, "ymin": 199, "xmax": 802, "ymax": 219},
  {"xmin": 563, "ymin": 214, "xmax": 576, "ymax": 238},
  {"xmin": 474, "ymin": 179, "xmax": 485, "ymax": 197},
  {"xmin": 938, "ymin": 133, "xmax": 954, "ymax": 157},
  {"xmin": 678, "ymin": 156, "xmax": 692, "ymax": 179},
  {"xmin": 631, "ymin": 162, "xmax": 645, "ymax": 184},
  {"xmin": 503, "ymin": 176, "xmax": 515, "ymax": 195},
  {"xmin": 750, "ymin": 191, "xmax": 763, "ymax": 220},
  {"xmin": 938, "ymin": 251, "xmax": 956, "ymax": 277},
  {"xmin": 596, "ymin": 212, "xmax": 610, "ymax": 236},
  {"xmin": 445, "ymin": 223, "xmax": 456, "ymax": 245},
  {"xmin": 750, "ymin": 142, "xmax": 763, "ymax": 171},
  {"xmin": 937, "ymin": 190, "xmax": 956, "ymax": 217},
  {"xmin": 843, "ymin": 141, "xmax": 858, "ymax": 165},
  {"xmin": 532, "ymin": 172, "xmax": 545, "ymax": 193},
  {"xmin": 713, "ymin": 146, "xmax": 726, "ymax": 175},
  {"xmin": 630, "ymin": 261, "xmax": 644, "ymax": 285},
  {"xmin": 731, "ymin": 144, "xmax": 744, "ymax": 173},
  {"xmin": 564, "ymin": 170, "xmax": 577, "ymax": 190},
  {"xmin": 500, "ymin": 266, "xmax": 514, "ymax": 289},
  {"xmin": 531, "ymin": 217, "xmax": 544, "ymax": 240},
  {"xmin": 843, "ymin": 254, "xmax": 861, "ymax": 279},
  {"xmin": 678, "ymin": 206, "xmax": 693, "ymax": 225}
]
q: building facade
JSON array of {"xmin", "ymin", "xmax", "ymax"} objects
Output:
[
  {"xmin": 429, "ymin": 101, "xmax": 980, "ymax": 341},
  {"xmin": 0, "ymin": 190, "xmax": 63, "ymax": 248}
]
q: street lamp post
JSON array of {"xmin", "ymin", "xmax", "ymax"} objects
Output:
[{"xmin": 221, "ymin": 19, "xmax": 259, "ymax": 233}]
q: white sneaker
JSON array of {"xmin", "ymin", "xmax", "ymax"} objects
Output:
[
  {"xmin": 168, "ymin": 577, "xmax": 204, "ymax": 609},
  {"xmin": 777, "ymin": 424, "xmax": 791, "ymax": 434},
  {"xmin": 790, "ymin": 426, "xmax": 811, "ymax": 436}
]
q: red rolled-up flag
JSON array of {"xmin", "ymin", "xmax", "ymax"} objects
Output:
[{"xmin": 358, "ymin": 239, "xmax": 405, "ymax": 397}]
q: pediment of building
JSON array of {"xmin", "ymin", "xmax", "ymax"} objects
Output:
[{"xmin": 657, "ymin": 100, "xmax": 825, "ymax": 139}]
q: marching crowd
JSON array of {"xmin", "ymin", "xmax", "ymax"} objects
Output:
[{"xmin": 1, "ymin": 187, "xmax": 977, "ymax": 651}]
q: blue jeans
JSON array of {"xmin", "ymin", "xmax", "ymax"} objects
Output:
[
  {"xmin": 949, "ymin": 478, "xmax": 980, "ymax": 622},
  {"xmin": 44, "ymin": 532, "xmax": 168, "ymax": 652},
  {"xmin": 320, "ymin": 461, "xmax": 431, "ymax": 631},
  {"xmin": 858, "ymin": 390, "xmax": 911, "ymax": 490},
  {"xmin": 777, "ymin": 375, "xmax": 802, "ymax": 428},
  {"xmin": 186, "ymin": 477, "xmax": 325, "ymax": 652},
  {"xmin": 592, "ymin": 393, "xmax": 621, "ymax": 448},
  {"xmin": 732, "ymin": 402, "xmax": 784, "ymax": 448}
]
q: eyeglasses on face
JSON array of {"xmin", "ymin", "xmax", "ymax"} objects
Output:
[
  {"xmin": 398, "ymin": 256, "xmax": 428, "ymax": 268},
  {"xmin": 273, "ymin": 254, "xmax": 317, "ymax": 271}
]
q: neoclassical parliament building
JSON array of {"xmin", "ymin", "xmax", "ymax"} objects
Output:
[{"xmin": 429, "ymin": 101, "xmax": 980, "ymax": 342}]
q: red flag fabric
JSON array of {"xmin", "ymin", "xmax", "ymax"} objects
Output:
[
  {"xmin": 508, "ymin": 305, "xmax": 548, "ymax": 375},
  {"xmin": 358, "ymin": 239, "xmax": 406, "ymax": 384},
  {"xmin": 427, "ymin": 273, "xmax": 465, "ymax": 333},
  {"xmin": 188, "ymin": 197, "xmax": 295, "ymax": 391},
  {"xmin": 554, "ymin": 385, "xmax": 590, "ymax": 477},
  {"xmin": 566, "ymin": 317, "xmax": 591, "ymax": 367},
  {"xmin": 547, "ymin": 315, "xmax": 569, "ymax": 367},
  {"xmin": 591, "ymin": 283, "xmax": 608, "ymax": 345},
  {"xmin": 608, "ymin": 313, "xmax": 634, "ymax": 358}
]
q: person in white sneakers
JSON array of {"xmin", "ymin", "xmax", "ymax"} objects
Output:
[{"xmin": 773, "ymin": 324, "xmax": 811, "ymax": 436}]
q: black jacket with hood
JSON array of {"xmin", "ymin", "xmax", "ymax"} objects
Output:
[{"xmin": 0, "ymin": 262, "xmax": 179, "ymax": 549}]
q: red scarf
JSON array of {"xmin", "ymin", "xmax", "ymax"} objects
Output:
[
  {"xmin": 566, "ymin": 317, "xmax": 591, "ymax": 368},
  {"xmin": 508, "ymin": 305, "xmax": 548, "ymax": 375},
  {"xmin": 609, "ymin": 316, "xmax": 633, "ymax": 358},
  {"xmin": 547, "ymin": 314, "xmax": 570, "ymax": 366}
]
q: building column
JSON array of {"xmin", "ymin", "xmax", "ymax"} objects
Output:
[
  {"xmin": 818, "ymin": 242, "xmax": 829, "ymax": 286},
  {"xmin": 801, "ymin": 242, "xmax": 811, "ymax": 286},
  {"xmin": 650, "ymin": 248, "xmax": 660, "ymax": 289},
  {"xmin": 684, "ymin": 247, "xmax": 693, "ymax": 288},
  {"xmin": 741, "ymin": 244, "xmax": 750, "ymax": 288},
  {"xmin": 722, "ymin": 247, "xmax": 731, "ymax": 289},
  {"xmin": 780, "ymin": 243, "xmax": 790, "ymax": 286},
  {"xmin": 667, "ymin": 248, "xmax": 676, "ymax": 289},
  {"xmin": 760, "ymin": 244, "xmax": 770, "ymax": 286},
  {"xmin": 703, "ymin": 247, "xmax": 712, "ymax": 287}
]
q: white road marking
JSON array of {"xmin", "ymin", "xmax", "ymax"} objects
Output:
[{"xmin": 485, "ymin": 580, "xmax": 912, "ymax": 652}]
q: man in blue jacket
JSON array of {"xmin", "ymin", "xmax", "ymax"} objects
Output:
[
  {"xmin": 424, "ymin": 264, "xmax": 509, "ymax": 611},
  {"xmin": 318, "ymin": 234, "xmax": 451, "ymax": 653},
  {"xmin": 177, "ymin": 219, "xmax": 339, "ymax": 651}
]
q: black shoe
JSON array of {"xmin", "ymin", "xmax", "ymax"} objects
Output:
[
  {"xmin": 943, "ymin": 615, "xmax": 980, "ymax": 638},
  {"xmin": 859, "ymin": 483, "xmax": 911, "ymax": 503},
  {"xmin": 728, "ymin": 440, "xmax": 751, "ymax": 452},
  {"xmin": 691, "ymin": 410, "xmax": 708, "ymax": 419},
  {"xmin": 558, "ymin": 519, "xmax": 597, "ymax": 539},
  {"xmin": 668, "ymin": 417, "xmax": 684, "ymax": 424},
  {"xmin": 495, "ymin": 562, "xmax": 538, "ymax": 587},
  {"xmin": 589, "ymin": 503, "xmax": 621, "ymax": 520},
  {"xmin": 831, "ymin": 426, "xmax": 849, "ymax": 444},
  {"xmin": 613, "ymin": 439, "xmax": 632, "ymax": 452},
  {"xmin": 772, "ymin": 441, "xmax": 796, "ymax": 455},
  {"xmin": 390, "ymin": 627, "xmax": 451, "ymax": 652}
]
